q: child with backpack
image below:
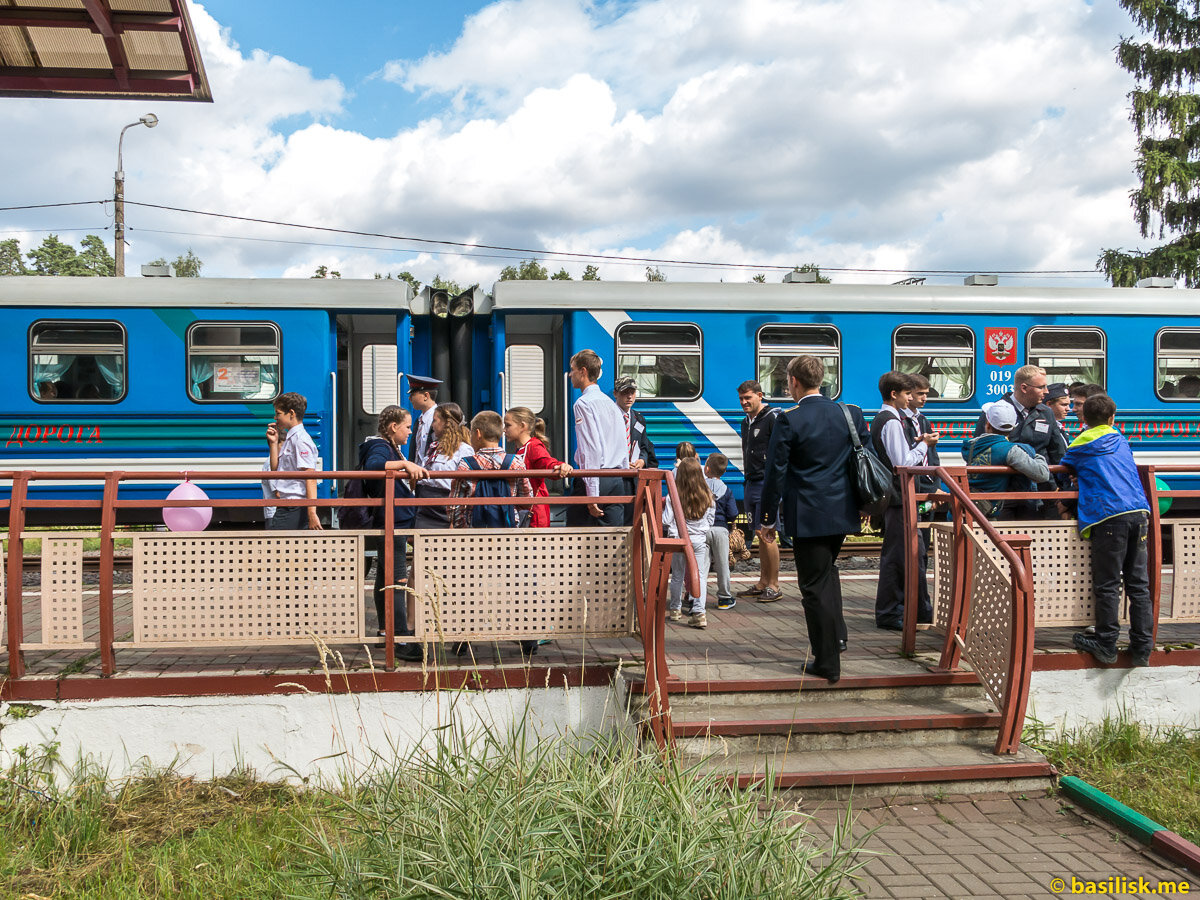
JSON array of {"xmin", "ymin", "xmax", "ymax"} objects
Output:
[
  {"xmin": 450, "ymin": 411, "xmax": 536, "ymax": 656},
  {"xmin": 664, "ymin": 457, "xmax": 716, "ymax": 628}
]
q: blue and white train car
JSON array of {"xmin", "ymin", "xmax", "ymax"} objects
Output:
[
  {"xmin": 483, "ymin": 280, "xmax": 1200, "ymax": 498},
  {"xmin": 0, "ymin": 276, "xmax": 412, "ymax": 523}
]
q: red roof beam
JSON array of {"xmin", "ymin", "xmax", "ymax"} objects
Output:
[
  {"xmin": 0, "ymin": 9, "xmax": 182, "ymax": 31},
  {"xmin": 81, "ymin": 0, "xmax": 131, "ymax": 88},
  {"xmin": 0, "ymin": 69, "xmax": 195, "ymax": 96}
]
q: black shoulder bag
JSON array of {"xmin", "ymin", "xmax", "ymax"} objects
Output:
[{"xmin": 839, "ymin": 403, "xmax": 894, "ymax": 516}]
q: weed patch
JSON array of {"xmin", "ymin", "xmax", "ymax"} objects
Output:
[{"xmin": 1030, "ymin": 718, "xmax": 1200, "ymax": 844}]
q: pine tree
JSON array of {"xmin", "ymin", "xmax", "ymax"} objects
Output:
[{"xmin": 1099, "ymin": 0, "xmax": 1200, "ymax": 287}]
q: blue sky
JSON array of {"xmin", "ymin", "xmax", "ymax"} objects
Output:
[
  {"xmin": 199, "ymin": 0, "xmax": 489, "ymax": 137},
  {"xmin": 0, "ymin": 0, "xmax": 1149, "ymax": 284}
]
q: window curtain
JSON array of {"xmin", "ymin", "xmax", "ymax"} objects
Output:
[
  {"xmin": 256, "ymin": 361, "xmax": 279, "ymax": 398},
  {"xmin": 938, "ymin": 356, "xmax": 974, "ymax": 400},
  {"xmin": 189, "ymin": 359, "xmax": 214, "ymax": 397},
  {"xmin": 33, "ymin": 354, "xmax": 75, "ymax": 385},
  {"xmin": 94, "ymin": 354, "xmax": 124, "ymax": 394},
  {"xmin": 1077, "ymin": 360, "xmax": 1103, "ymax": 386},
  {"xmin": 896, "ymin": 356, "xmax": 925, "ymax": 375}
]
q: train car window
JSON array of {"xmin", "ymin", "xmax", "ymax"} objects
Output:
[
  {"xmin": 756, "ymin": 325, "xmax": 840, "ymax": 399},
  {"xmin": 1156, "ymin": 329, "xmax": 1200, "ymax": 400},
  {"xmin": 615, "ymin": 324, "xmax": 702, "ymax": 400},
  {"xmin": 892, "ymin": 325, "xmax": 974, "ymax": 401},
  {"xmin": 187, "ymin": 322, "xmax": 281, "ymax": 403},
  {"xmin": 29, "ymin": 321, "xmax": 126, "ymax": 403},
  {"xmin": 505, "ymin": 344, "xmax": 545, "ymax": 413},
  {"xmin": 361, "ymin": 344, "xmax": 398, "ymax": 415},
  {"xmin": 1027, "ymin": 327, "xmax": 1105, "ymax": 387}
]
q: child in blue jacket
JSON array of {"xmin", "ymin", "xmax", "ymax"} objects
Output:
[{"xmin": 1062, "ymin": 394, "xmax": 1153, "ymax": 667}]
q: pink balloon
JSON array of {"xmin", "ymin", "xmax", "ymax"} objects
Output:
[{"xmin": 163, "ymin": 480, "xmax": 213, "ymax": 532}]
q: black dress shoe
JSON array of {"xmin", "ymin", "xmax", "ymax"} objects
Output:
[
  {"xmin": 395, "ymin": 643, "xmax": 424, "ymax": 662},
  {"xmin": 839, "ymin": 639, "xmax": 848, "ymax": 653},
  {"xmin": 876, "ymin": 619, "xmax": 903, "ymax": 632},
  {"xmin": 803, "ymin": 660, "xmax": 840, "ymax": 684}
]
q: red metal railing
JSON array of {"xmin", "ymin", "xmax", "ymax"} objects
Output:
[
  {"xmin": 897, "ymin": 462, "xmax": 1196, "ymax": 755},
  {"xmin": 1, "ymin": 467, "xmax": 699, "ymax": 718}
]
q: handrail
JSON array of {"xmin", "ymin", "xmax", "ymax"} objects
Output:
[{"xmin": 899, "ymin": 465, "xmax": 1036, "ymax": 755}]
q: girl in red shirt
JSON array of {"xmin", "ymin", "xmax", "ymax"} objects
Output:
[{"xmin": 504, "ymin": 407, "xmax": 572, "ymax": 527}]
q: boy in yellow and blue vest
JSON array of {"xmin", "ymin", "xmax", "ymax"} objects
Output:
[{"xmin": 1062, "ymin": 394, "xmax": 1153, "ymax": 667}]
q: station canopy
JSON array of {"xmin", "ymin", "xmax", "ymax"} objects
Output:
[{"xmin": 0, "ymin": 0, "xmax": 211, "ymax": 101}]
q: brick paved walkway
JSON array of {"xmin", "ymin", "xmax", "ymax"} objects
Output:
[{"xmin": 806, "ymin": 791, "xmax": 1196, "ymax": 899}]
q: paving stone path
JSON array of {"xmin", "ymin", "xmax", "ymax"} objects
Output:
[{"xmin": 805, "ymin": 791, "xmax": 1194, "ymax": 899}]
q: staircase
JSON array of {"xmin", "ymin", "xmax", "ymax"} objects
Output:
[{"xmin": 625, "ymin": 667, "xmax": 1055, "ymax": 800}]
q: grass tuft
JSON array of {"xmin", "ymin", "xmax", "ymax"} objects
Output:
[
  {"xmin": 1029, "ymin": 717, "xmax": 1200, "ymax": 844},
  {"xmin": 2, "ymin": 721, "xmax": 865, "ymax": 899},
  {"xmin": 302, "ymin": 722, "xmax": 864, "ymax": 899}
]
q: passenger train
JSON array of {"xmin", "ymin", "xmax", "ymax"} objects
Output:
[{"xmin": 1, "ymin": 274, "xmax": 1198, "ymax": 523}]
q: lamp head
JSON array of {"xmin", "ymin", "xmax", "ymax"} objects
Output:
[{"xmin": 139, "ymin": 113, "xmax": 158, "ymax": 128}]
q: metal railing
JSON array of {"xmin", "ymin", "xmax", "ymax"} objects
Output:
[
  {"xmin": 1, "ymin": 466, "xmax": 699, "ymax": 739},
  {"xmin": 896, "ymin": 462, "xmax": 1198, "ymax": 755}
]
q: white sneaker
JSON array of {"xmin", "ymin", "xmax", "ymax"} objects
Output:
[
  {"xmin": 688, "ymin": 613, "xmax": 708, "ymax": 629},
  {"xmin": 667, "ymin": 608, "xmax": 683, "ymax": 622}
]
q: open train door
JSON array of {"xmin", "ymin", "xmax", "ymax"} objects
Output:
[
  {"xmin": 336, "ymin": 314, "xmax": 399, "ymax": 472},
  {"xmin": 502, "ymin": 315, "xmax": 566, "ymax": 462}
]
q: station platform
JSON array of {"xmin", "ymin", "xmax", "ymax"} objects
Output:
[{"xmin": 6, "ymin": 563, "xmax": 1197, "ymax": 693}]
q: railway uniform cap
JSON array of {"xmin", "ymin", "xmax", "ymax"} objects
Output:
[
  {"xmin": 981, "ymin": 401, "xmax": 1018, "ymax": 433},
  {"xmin": 406, "ymin": 374, "xmax": 442, "ymax": 394},
  {"xmin": 1045, "ymin": 382, "xmax": 1070, "ymax": 401},
  {"xmin": 614, "ymin": 375, "xmax": 638, "ymax": 393}
]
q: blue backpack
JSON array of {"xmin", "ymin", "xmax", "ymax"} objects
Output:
[{"xmin": 462, "ymin": 454, "xmax": 517, "ymax": 528}]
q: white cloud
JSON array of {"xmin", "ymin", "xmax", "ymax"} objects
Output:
[{"xmin": 0, "ymin": 0, "xmax": 1151, "ymax": 286}]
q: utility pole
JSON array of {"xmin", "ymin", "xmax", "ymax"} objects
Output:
[{"xmin": 114, "ymin": 114, "xmax": 158, "ymax": 276}]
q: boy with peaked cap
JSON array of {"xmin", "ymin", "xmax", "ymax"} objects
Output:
[
  {"xmin": 1063, "ymin": 394, "xmax": 1154, "ymax": 667},
  {"xmin": 407, "ymin": 374, "xmax": 441, "ymax": 464}
]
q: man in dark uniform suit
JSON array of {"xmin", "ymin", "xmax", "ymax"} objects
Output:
[
  {"xmin": 758, "ymin": 355, "xmax": 870, "ymax": 684},
  {"xmin": 613, "ymin": 375, "xmax": 658, "ymax": 469},
  {"xmin": 972, "ymin": 364, "xmax": 1065, "ymax": 516}
]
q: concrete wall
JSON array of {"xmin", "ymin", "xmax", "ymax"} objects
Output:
[
  {"xmin": 0, "ymin": 682, "xmax": 634, "ymax": 785},
  {"xmin": 1028, "ymin": 665, "xmax": 1200, "ymax": 735}
]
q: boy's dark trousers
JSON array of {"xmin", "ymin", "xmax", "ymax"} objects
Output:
[
  {"xmin": 875, "ymin": 505, "xmax": 932, "ymax": 627},
  {"xmin": 1089, "ymin": 511, "xmax": 1154, "ymax": 656}
]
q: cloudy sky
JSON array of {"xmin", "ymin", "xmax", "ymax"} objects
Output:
[{"xmin": 1, "ymin": 0, "xmax": 1150, "ymax": 286}]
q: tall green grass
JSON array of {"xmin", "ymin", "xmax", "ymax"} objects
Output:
[
  {"xmin": 302, "ymin": 723, "xmax": 863, "ymax": 899},
  {"xmin": 2, "ymin": 726, "xmax": 864, "ymax": 899},
  {"xmin": 1030, "ymin": 718, "xmax": 1200, "ymax": 844}
]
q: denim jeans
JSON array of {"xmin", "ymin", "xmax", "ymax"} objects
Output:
[{"xmin": 1089, "ymin": 511, "xmax": 1153, "ymax": 656}]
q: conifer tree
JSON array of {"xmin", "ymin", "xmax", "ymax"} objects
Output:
[{"xmin": 1099, "ymin": 1, "xmax": 1200, "ymax": 287}]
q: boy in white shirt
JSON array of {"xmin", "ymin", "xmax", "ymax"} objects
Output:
[{"xmin": 265, "ymin": 391, "xmax": 322, "ymax": 530}]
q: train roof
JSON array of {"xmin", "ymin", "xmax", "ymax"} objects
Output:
[
  {"xmin": 490, "ymin": 279, "xmax": 1200, "ymax": 316},
  {"xmin": 0, "ymin": 277, "xmax": 411, "ymax": 310}
]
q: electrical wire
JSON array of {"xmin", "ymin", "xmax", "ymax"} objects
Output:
[{"xmin": 0, "ymin": 198, "xmax": 1102, "ymax": 276}]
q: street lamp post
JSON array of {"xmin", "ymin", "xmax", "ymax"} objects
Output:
[{"xmin": 114, "ymin": 113, "xmax": 158, "ymax": 277}]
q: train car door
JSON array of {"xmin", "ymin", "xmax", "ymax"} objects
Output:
[
  {"xmin": 336, "ymin": 314, "xmax": 399, "ymax": 471},
  {"xmin": 503, "ymin": 315, "xmax": 565, "ymax": 461}
]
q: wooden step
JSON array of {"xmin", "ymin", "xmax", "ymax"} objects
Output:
[
  {"xmin": 626, "ymin": 669, "xmax": 981, "ymax": 696},
  {"xmin": 694, "ymin": 742, "xmax": 1056, "ymax": 798}
]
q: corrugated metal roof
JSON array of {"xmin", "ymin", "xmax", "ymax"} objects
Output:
[{"xmin": 0, "ymin": 0, "xmax": 211, "ymax": 101}]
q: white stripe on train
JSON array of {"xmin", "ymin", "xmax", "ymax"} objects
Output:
[{"xmin": 589, "ymin": 310, "xmax": 746, "ymax": 473}]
